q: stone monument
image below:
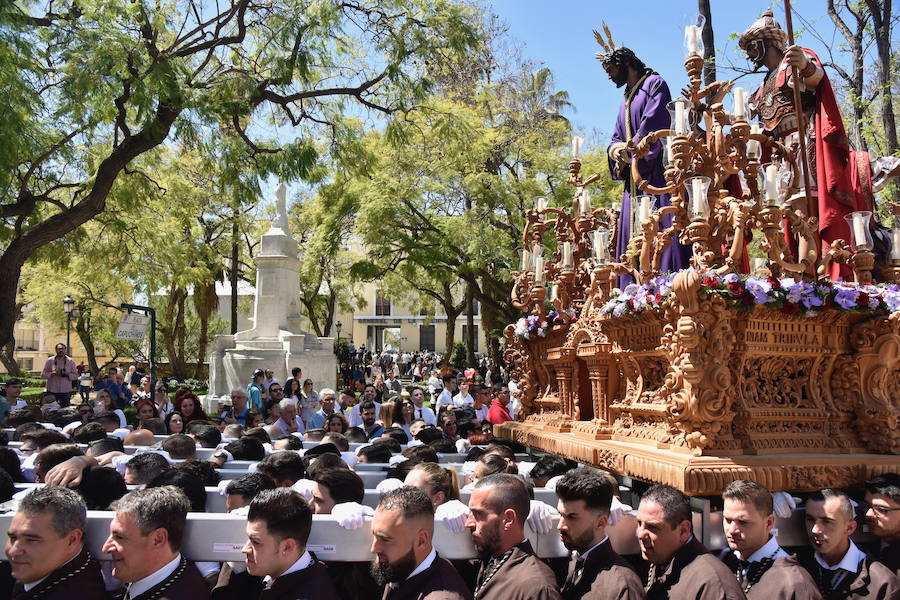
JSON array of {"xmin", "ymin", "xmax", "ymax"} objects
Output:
[{"xmin": 207, "ymin": 183, "xmax": 336, "ymax": 408}]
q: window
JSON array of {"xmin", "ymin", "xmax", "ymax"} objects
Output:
[
  {"xmin": 419, "ymin": 325, "xmax": 435, "ymax": 352},
  {"xmin": 375, "ymin": 290, "xmax": 391, "ymax": 316},
  {"xmin": 18, "ymin": 358, "xmax": 33, "ymax": 371}
]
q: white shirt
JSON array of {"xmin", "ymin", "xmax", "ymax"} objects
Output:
[
  {"xmin": 264, "ymin": 550, "xmax": 313, "ymax": 589},
  {"xmin": 736, "ymin": 534, "xmax": 789, "ymax": 563},
  {"xmin": 451, "ymin": 393, "xmax": 473, "ymax": 407},
  {"xmin": 412, "ymin": 405, "xmax": 436, "ymax": 426},
  {"xmin": 127, "ymin": 553, "xmax": 181, "ymax": 598},
  {"xmin": 434, "ymin": 389, "xmax": 454, "ymax": 415},
  {"xmin": 815, "ymin": 539, "xmax": 866, "ymax": 574},
  {"xmin": 346, "ymin": 402, "xmax": 381, "ymax": 427},
  {"xmin": 275, "ymin": 416, "xmax": 306, "ymax": 436},
  {"xmin": 388, "ymin": 547, "xmax": 437, "ymax": 591},
  {"xmin": 472, "ymin": 405, "xmax": 489, "ymax": 422}
]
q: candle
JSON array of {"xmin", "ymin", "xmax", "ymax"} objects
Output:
[
  {"xmin": 666, "ymin": 136, "xmax": 674, "ymax": 165},
  {"xmin": 594, "ymin": 228, "xmax": 610, "ymax": 263},
  {"xmin": 534, "ymin": 255, "xmax": 544, "ymax": 283},
  {"xmin": 639, "ymin": 195, "xmax": 651, "ymax": 222},
  {"xmin": 747, "ymin": 124, "xmax": 761, "ymax": 159},
  {"xmin": 692, "ymin": 177, "xmax": 704, "ymax": 217},
  {"xmin": 891, "ymin": 227, "xmax": 900, "ymax": 263},
  {"xmin": 562, "ymin": 241, "xmax": 573, "ymax": 268},
  {"xmin": 765, "ymin": 164, "xmax": 779, "ymax": 205},
  {"xmin": 535, "ymin": 197, "xmax": 547, "ymax": 212},
  {"xmin": 549, "ymin": 284, "xmax": 558, "ymax": 302},
  {"xmin": 572, "ymin": 136, "xmax": 583, "ymax": 157},
  {"xmin": 580, "ymin": 189, "xmax": 591, "ymax": 217},
  {"xmin": 520, "ymin": 248, "xmax": 531, "ymax": 271},
  {"xmin": 675, "ymin": 102, "xmax": 686, "ymax": 135},
  {"xmin": 852, "ymin": 212, "xmax": 868, "ymax": 248},
  {"xmin": 685, "ymin": 25, "xmax": 698, "ymax": 56},
  {"xmin": 733, "ymin": 87, "xmax": 745, "ymax": 120}
]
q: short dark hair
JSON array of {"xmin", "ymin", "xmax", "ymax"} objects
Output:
[
  {"xmin": 808, "ymin": 488, "xmax": 855, "ymax": 520},
  {"xmin": 87, "ymin": 436, "xmax": 124, "ymax": 457},
  {"xmin": 865, "ymin": 473, "xmax": 900, "ymax": 504},
  {"xmin": 0, "ymin": 448, "xmax": 25, "ymax": 483},
  {"xmin": 77, "ymin": 466, "xmax": 127, "ymax": 510},
  {"xmin": 529, "ymin": 455, "xmax": 571, "ymax": 483},
  {"xmin": 226, "ymin": 473, "xmax": 277, "ymax": 504},
  {"xmin": 0, "ymin": 470, "xmax": 13, "ymax": 503},
  {"xmin": 292, "ymin": 367, "xmax": 302, "ymax": 377},
  {"xmin": 139, "ymin": 418, "xmax": 166, "ymax": 434},
  {"xmin": 442, "ymin": 373, "xmax": 456, "ymax": 384},
  {"xmin": 322, "ymin": 432, "xmax": 349, "ymax": 452},
  {"xmin": 248, "ymin": 488, "xmax": 312, "ymax": 546},
  {"xmin": 275, "ymin": 435, "xmax": 304, "ymax": 450},
  {"xmin": 224, "ymin": 437, "xmax": 266, "ymax": 461},
  {"xmin": 380, "ymin": 428, "xmax": 408, "ymax": 445},
  {"xmin": 722, "ymin": 480, "xmax": 774, "ymax": 516},
  {"xmin": 243, "ymin": 427, "xmax": 271, "ymax": 444},
  {"xmin": 191, "ymin": 424, "xmax": 222, "ymax": 448},
  {"xmin": 160, "ymin": 434, "xmax": 197, "ymax": 460},
  {"xmin": 304, "ymin": 429, "xmax": 326, "ymax": 442},
  {"xmin": 113, "ymin": 487, "xmax": 190, "ymax": 550},
  {"xmin": 9, "ymin": 410, "xmax": 40, "ymax": 430},
  {"xmin": 358, "ymin": 444, "xmax": 392, "ymax": 464},
  {"xmin": 359, "ymin": 400, "xmax": 376, "ymax": 413},
  {"xmin": 125, "ymin": 452, "xmax": 171, "ymax": 485},
  {"xmin": 600, "ymin": 46, "xmax": 647, "ymax": 73},
  {"xmin": 20, "ymin": 429, "xmax": 68, "ymax": 450},
  {"xmin": 173, "ymin": 459, "xmax": 221, "ymax": 486},
  {"xmin": 345, "ymin": 427, "xmax": 367, "ymax": 443},
  {"xmin": 92, "ymin": 413, "xmax": 121, "ymax": 428},
  {"xmin": 314, "ymin": 467, "xmax": 364, "ymax": 504},
  {"xmin": 19, "ymin": 487, "xmax": 87, "ymax": 536},
  {"xmin": 555, "ymin": 467, "xmax": 614, "ymax": 513},
  {"xmin": 147, "ymin": 470, "xmax": 206, "ymax": 512},
  {"xmin": 473, "ymin": 474, "xmax": 530, "ymax": 526},
  {"xmin": 401, "ymin": 444, "xmax": 438, "ymax": 464},
  {"xmin": 71, "ymin": 422, "xmax": 107, "ymax": 444},
  {"xmin": 641, "ymin": 484, "xmax": 692, "ymax": 529},
  {"xmin": 377, "ymin": 486, "xmax": 434, "ymax": 522},
  {"xmin": 257, "ymin": 451, "xmax": 306, "ymax": 485}
]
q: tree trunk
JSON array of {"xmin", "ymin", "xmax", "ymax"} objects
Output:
[
  {"xmin": 0, "ymin": 340, "xmax": 21, "ymax": 376},
  {"xmin": 230, "ymin": 210, "xmax": 239, "ymax": 335},
  {"xmin": 699, "ymin": 0, "xmax": 716, "ymax": 86},
  {"xmin": 828, "ymin": 0, "xmax": 869, "ymax": 151},
  {"xmin": 866, "ymin": 0, "xmax": 899, "ymax": 213},
  {"xmin": 192, "ymin": 279, "xmax": 218, "ymax": 380},
  {"xmin": 75, "ymin": 314, "xmax": 100, "ymax": 377},
  {"xmin": 465, "ymin": 281, "xmax": 476, "ymax": 367}
]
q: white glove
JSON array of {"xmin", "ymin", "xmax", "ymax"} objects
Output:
[
  {"xmin": 608, "ymin": 497, "xmax": 633, "ymax": 526},
  {"xmin": 332, "ymin": 502, "xmax": 374, "ymax": 530},
  {"xmin": 435, "ymin": 499, "xmax": 471, "ymax": 534},
  {"xmin": 543, "ymin": 475, "xmax": 563, "ymax": 491},
  {"xmin": 772, "ymin": 492, "xmax": 800, "ymax": 519},
  {"xmin": 527, "ymin": 500, "xmax": 559, "ymax": 535},
  {"xmin": 291, "ymin": 479, "xmax": 316, "ymax": 502},
  {"xmin": 376, "ymin": 478, "xmax": 404, "ymax": 496},
  {"xmin": 341, "ymin": 452, "xmax": 359, "ymax": 469},
  {"xmin": 217, "ymin": 480, "xmax": 231, "ymax": 496},
  {"xmin": 461, "ymin": 461, "xmax": 478, "ymax": 476},
  {"xmin": 455, "ymin": 438, "xmax": 471, "ymax": 453}
]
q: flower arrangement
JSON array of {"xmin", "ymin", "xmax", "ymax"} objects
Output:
[
  {"xmin": 513, "ymin": 307, "xmax": 578, "ymax": 340},
  {"xmin": 599, "ymin": 270, "xmax": 900, "ymax": 319}
]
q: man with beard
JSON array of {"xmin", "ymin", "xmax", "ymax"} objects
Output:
[
  {"xmin": 637, "ymin": 484, "xmax": 745, "ymax": 600},
  {"xmin": 599, "ymin": 44, "xmax": 688, "ymax": 287},
  {"xmin": 718, "ymin": 480, "xmax": 819, "ymax": 599},
  {"xmin": 554, "ymin": 467, "xmax": 644, "ymax": 599},
  {"xmin": 800, "ymin": 488, "xmax": 899, "ymax": 599},
  {"xmin": 370, "ymin": 486, "xmax": 472, "ymax": 600},
  {"xmin": 464, "ymin": 473, "xmax": 560, "ymax": 600},
  {"xmin": 232, "ymin": 488, "xmax": 337, "ymax": 600},
  {"xmin": 864, "ymin": 474, "xmax": 900, "ymax": 577}
]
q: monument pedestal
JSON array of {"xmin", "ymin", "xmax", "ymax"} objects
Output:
[{"xmin": 206, "ymin": 184, "xmax": 336, "ymax": 410}]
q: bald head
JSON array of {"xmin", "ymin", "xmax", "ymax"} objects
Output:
[{"xmin": 124, "ymin": 429, "xmax": 155, "ymax": 446}]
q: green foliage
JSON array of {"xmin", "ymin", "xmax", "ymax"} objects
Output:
[
  {"xmin": 333, "ymin": 337, "xmax": 352, "ymax": 364},
  {"xmin": 450, "ymin": 341, "xmax": 467, "ymax": 370}
]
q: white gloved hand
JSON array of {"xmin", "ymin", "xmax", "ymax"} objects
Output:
[
  {"xmin": 455, "ymin": 438, "xmax": 471, "ymax": 453},
  {"xmin": 435, "ymin": 499, "xmax": 471, "ymax": 534},
  {"xmin": 291, "ymin": 479, "xmax": 316, "ymax": 502},
  {"xmin": 527, "ymin": 500, "xmax": 559, "ymax": 535},
  {"xmin": 461, "ymin": 461, "xmax": 478, "ymax": 477},
  {"xmin": 543, "ymin": 475, "xmax": 563, "ymax": 491},
  {"xmin": 332, "ymin": 502, "xmax": 374, "ymax": 530},
  {"xmin": 376, "ymin": 478, "xmax": 404, "ymax": 496},
  {"xmin": 217, "ymin": 480, "xmax": 231, "ymax": 496},
  {"xmin": 608, "ymin": 497, "xmax": 633, "ymax": 526},
  {"xmin": 772, "ymin": 491, "xmax": 800, "ymax": 519}
]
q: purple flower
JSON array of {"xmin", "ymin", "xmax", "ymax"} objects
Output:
[
  {"xmin": 833, "ymin": 286, "xmax": 859, "ymax": 310},
  {"xmin": 744, "ymin": 277, "xmax": 772, "ymax": 304},
  {"xmin": 722, "ymin": 273, "xmax": 740, "ymax": 285}
]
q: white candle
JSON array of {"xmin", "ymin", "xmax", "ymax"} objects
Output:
[
  {"xmin": 549, "ymin": 284, "xmax": 558, "ymax": 302},
  {"xmin": 534, "ymin": 256, "xmax": 544, "ymax": 283},
  {"xmin": 685, "ymin": 25, "xmax": 698, "ymax": 55},
  {"xmin": 692, "ymin": 178, "xmax": 704, "ymax": 217},
  {"xmin": 733, "ymin": 87, "xmax": 745, "ymax": 120},
  {"xmin": 520, "ymin": 248, "xmax": 531, "ymax": 271},
  {"xmin": 852, "ymin": 212, "xmax": 867, "ymax": 248},
  {"xmin": 594, "ymin": 229, "xmax": 610, "ymax": 263},
  {"xmin": 572, "ymin": 136, "xmax": 583, "ymax": 158},
  {"xmin": 666, "ymin": 136, "xmax": 674, "ymax": 165},
  {"xmin": 535, "ymin": 197, "xmax": 547, "ymax": 212},
  {"xmin": 747, "ymin": 124, "xmax": 761, "ymax": 159},
  {"xmin": 562, "ymin": 241, "xmax": 573, "ymax": 268},
  {"xmin": 765, "ymin": 165, "xmax": 779, "ymax": 204},
  {"xmin": 675, "ymin": 102, "xmax": 686, "ymax": 135},
  {"xmin": 580, "ymin": 189, "xmax": 591, "ymax": 216},
  {"xmin": 892, "ymin": 228, "xmax": 900, "ymax": 262},
  {"xmin": 639, "ymin": 195, "xmax": 651, "ymax": 222}
]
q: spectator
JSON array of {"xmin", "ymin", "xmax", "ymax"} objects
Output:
[
  {"xmin": 463, "ymin": 474, "xmax": 559, "ymax": 599},
  {"xmin": 93, "ymin": 388, "xmax": 127, "ymax": 428},
  {"xmin": 257, "ymin": 451, "xmax": 306, "ymax": 487},
  {"xmin": 284, "ymin": 378, "xmax": 302, "ymax": 404},
  {"xmin": 247, "ymin": 369, "xmax": 265, "ymax": 412},
  {"xmin": 346, "ymin": 385, "xmax": 381, "ymax": 428},
  {"xmin": 247, "ymin": 410, "xmax": 265, "ymax": 428},
  {"xmin": 40, "ymin": 343, "xmax": 78, "ymax": 407},
  {"xmin": 124, "ymin": 452, "xmax": 171, "ymax": 486},
  {"xmin": 306, "ymin": 388, "xmax": 337, "ymax": 430},
  {"xmin": 161, "ymin": 434, "xmax": 197, "ymax": 460},
  {"xmin": 225, "ymin": 473, "xmax": 277, "ymax": 512},
  {"xmin": 392, "ymin": 399, "xmax": 416, "ymax": 439},
  {"xmin": 190, "ymin": 424, "xmax": 222, "ymax": 449},
  {"xmin": 486, "ymin": 385, "xmax": 512, "ymax": 426},
  {"xmin": 5, "ymin": 487, "xmax": 105, "ymax": 598},
  {"xmin": 176, "ymin": 393, "xmax": 207, "ymax": 424},
  {"xmin": 219, "ymin": 488, "xmax": 337, "ymax": 598},
  {"xmin": 438, "ymin": 412, "xmax": 458, "ymax": 444},
  {"xmin": 370, "ymin": 486, "xmax": 471, "ymax": 598},
  {"xmin": 165, "ymin": 411, "xmax": 185, "ymax": 434},
  {"xmin": 224, "ymin": 389, "xmax": 250, "ymax": 425},
  {"xmin": 102, "ymin": 487, "xmax": 208, "ymax": 597},
  {"xmin": 1, "ymin": 379, "xmax": 26, "ymax": 423},
  {"xmin": 261, "ymin": 369, "xmax": 279, "ymax": 400},
  {"xmin": 274, "ymin": 398, "xmax": 305, "ymax": 436},
  {"xmin": 76, "ymin": 402, "xmax": 95, "ymax": 424},
  {"xmin": 299, "ymin": 379, "xmax": 320, "ymax": 426},
  {"xmin": 434, "ymin": 374, "xmax": 457, "ymax": 416},
  {"xmin": 359, "ymin": 401, "xmax": 383, "ymax": 440},
  {"xmin": 133, "ymin": 398, "xmax": 159, "ymax": 425},
  {"xmin": 325, "ymin": 413, "xmax": 349, "ymax": 434},
  {"xmin": 153, "ymin": 382, "xmax": 174, "ymax": 417},
  {"xmin": 310, "ymin": 468, "xmax": 365, "ymax": 514}
]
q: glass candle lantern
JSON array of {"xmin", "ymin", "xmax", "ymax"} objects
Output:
[
  {"xmin": 631, "ymin": 195, "xmax": 656, "ymax": 239},
  {"xmin": 535, "ymin": 197, "xmax": 547, "ymax": 213},
  {"xmin": 533, "ymin": 255, "xmax": 545, "ymax": 284},
  {"xmin": 685, "ymin": 176, "xmax": 711, "ymax": 219},
  {"xmin": 579, "ymin": 189, "xmax": 592, "ymax": 218},
  {"xmin": 891, "ymin": 227, "xmax": 900, "ymax": 265},
  {"xmin": 747, "ymin": 124, "xmax": 762, "ymax": 160},
  {"xmin": 592, "ymin": 227, "xmax": 611, "ymax": 264},
  {"xmin": 763, "ymin": 163, "xmax": 780, "ymax": 206},
  {"xmin": 561, "ymin": 241, "xmax": 574, "ymax": 269},
  {"xmin": 667, "ymin": 99, "xmax": 691, "ymax": 136},
  {"xmin": 519, "ymin": 248, "xmax": 531, "ymax": 272},
  {"xmin": 844, "ymin": 211, "xmax": 874, "ymax": 252},
  {"xmin": 683, "ymin": 24, "xmax": 703, "ymax": 58}
]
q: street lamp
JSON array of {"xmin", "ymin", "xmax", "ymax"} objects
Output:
[
  {"xmin": 335, "ymin": 321, "xmax": 342, "ymax": 340},
  {"xmin": 63, "ymin": 295, "xmax": 75, "ymax": 349}
]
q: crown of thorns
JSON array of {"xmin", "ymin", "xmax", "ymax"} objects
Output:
[{"xmin": 738, "ymin": 9, "xmax": 788, "ymax": 52}]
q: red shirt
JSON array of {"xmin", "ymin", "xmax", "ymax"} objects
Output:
[{"xmin": 487, "ymin": 398, "xmax": 512, "ymax": 425}]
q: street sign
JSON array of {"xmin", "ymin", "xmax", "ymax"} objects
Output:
[{"xmin": 115, "ymin": 313, "xmax": 150, "ymax": 341}]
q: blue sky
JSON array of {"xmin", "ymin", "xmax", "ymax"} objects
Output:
[{"xmin": 489, "ymin": 0, "xmax": 847, "ymax": 148}]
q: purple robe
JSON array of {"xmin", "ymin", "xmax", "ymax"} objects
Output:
[{"xmin": 607, "ymin": 72, "xmax": 691, "ymax": 286}]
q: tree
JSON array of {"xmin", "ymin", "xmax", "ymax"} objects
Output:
[{"xmin": 0, "ymin": 0, "xmax": 478, "ymax": 353}]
